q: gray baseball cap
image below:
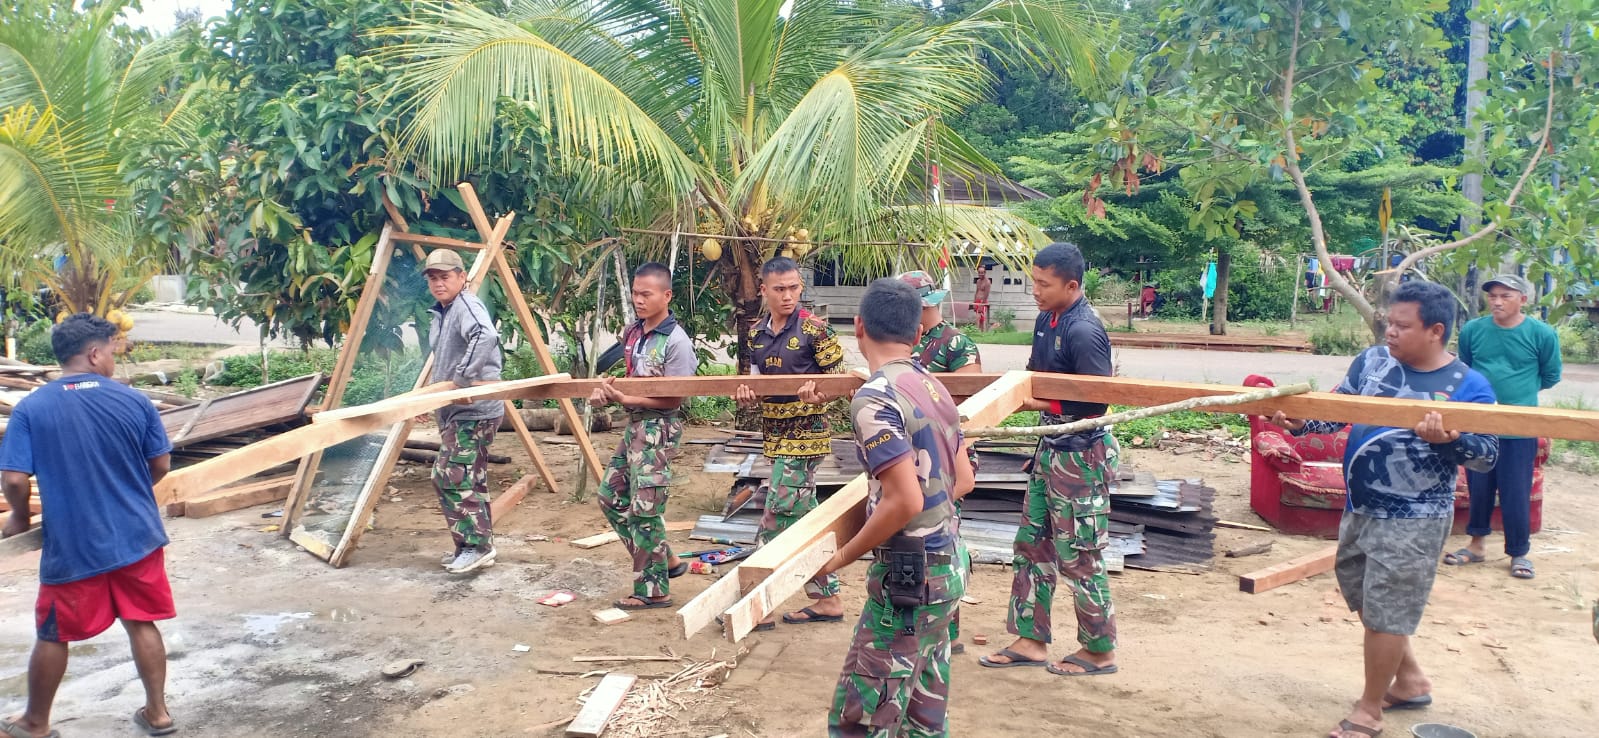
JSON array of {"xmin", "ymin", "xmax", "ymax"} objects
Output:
[{"xmin": 1481, "ymin": 273, "xmax": 1533, "ymax": 296}]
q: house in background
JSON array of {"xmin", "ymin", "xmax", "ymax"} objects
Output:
[{"xmin": 801, "ymin": 171, "xmax": 1049, "ymax": 329}]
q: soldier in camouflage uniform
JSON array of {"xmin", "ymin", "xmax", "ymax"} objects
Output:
[
  {"xmin": 812, "ymin": 278, "xmax": 974, "ymax": 738},
  {"xmin": 897, "ymin": 270, "xmax": 982, "ymax": 654},
  {"xmin": 591, "ymin": 263, "xmax": 698, "ymax": 608},
  {"xmin": 735, "ymin": 257, "xmax": 847, "ymax": 628},
  {"xmin": 422, "ymin": 249, "xmax": 504, "ymax": 575},
  {"xmin": 980, "ymin": 242, "xmax": 1120, "ymax": 676}
]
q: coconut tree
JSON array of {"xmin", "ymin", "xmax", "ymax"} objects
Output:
[
  {"xmin": 0, "ymin": 0, "xmax": 184, "ymax": 319},
  {"xmin": 381, "ymin": 0, "xmax": 1105, "ymax": 364}
]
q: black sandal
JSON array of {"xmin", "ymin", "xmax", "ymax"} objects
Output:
[{"xmin": 781, "ymin": 606, "xmax": 844, "ymax": 625}]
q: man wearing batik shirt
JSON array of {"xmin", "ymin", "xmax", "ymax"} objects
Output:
[
  {"xmin": 810, "ymin": 278, "xmax": 975, "ymax": 738},
  {"xmin": 896, "ymin": 270, "xmax": 983, "ymax": 375},
  {"xmin": 1270, "ymin": 281, "xmax": 1498, "ymax": 738},
  {"xmin": 591, "ymin": 262, "xmax": 697, "ymax": 611},
  {"xmin": 736, "ymin": 256, "xmax": 847, "ymax": 628}
]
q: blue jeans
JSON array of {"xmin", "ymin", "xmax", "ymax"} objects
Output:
[{"xmin": 1465, "ymin": 436, "xmax": 1538, "ymax": 557}]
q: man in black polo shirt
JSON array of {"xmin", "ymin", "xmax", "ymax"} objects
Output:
[{"xmin": 980, "ymin": 242, "xmax": 1120, "ymax": 677}]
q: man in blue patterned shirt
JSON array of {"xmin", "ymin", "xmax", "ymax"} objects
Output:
[{"xmin": 1270, "ymin": 281, "xmax": 1497, "ymax": 738}]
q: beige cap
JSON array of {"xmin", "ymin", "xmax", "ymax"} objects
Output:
[{"xmin": 421, "ymin": 249, "xmax": 465, "ymax": 273}]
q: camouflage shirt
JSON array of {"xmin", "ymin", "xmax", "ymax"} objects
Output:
[
  {"xmin": 621, "ymin": 312, "xmax": 696, "ymax": 417},
  {"xmin": 850, "ymin": 359, "xmax": 963, "ymax": 553},
  {"xmin": 747, "ymin": 309, "xmax": 845, "ymax": 458},
  {"xmin": 913, "ymin": 322, "xmax": 981, "ymax": 374}
]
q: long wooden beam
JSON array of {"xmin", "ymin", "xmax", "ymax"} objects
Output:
[
  {"xmin": 515, "ymin": 373, "xmax": 1004, "ymax": 401},
  {"xmin": 155, "ymin": 375, "xmax": 567, "ymax": 505},
  {"xmin": 311, "ymin": 375, "xmax": 573, "ymax": 424},
  {"xmin": 1029, "ymin": 374, "xmax": 1599, "ymax": 443},
  {"xmin": 721, "ymin": 533, "xmax": 837, "ymax": 642}
]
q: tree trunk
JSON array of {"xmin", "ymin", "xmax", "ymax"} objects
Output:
[
  {"xmin": 1461, "ymin": 0, "xmax": 1490, "ymax": 237},
  {"xmin": 1210, "ymin": 250, "xmax": 1231, "ymax": 335},
  {"xmin": 724, "ymin": 240, "xmax": 764, "ymax": 431}
]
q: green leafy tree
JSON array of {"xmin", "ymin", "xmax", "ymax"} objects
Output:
[
  {"xmin": 380, "ymin": 0, "xmax": 1108, "ymax": 366},
  {"xmin": 0, "ymin": 0, "xmax": 185, "ymax": 317}
]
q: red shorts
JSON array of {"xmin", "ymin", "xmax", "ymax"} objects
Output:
[{"xmin": 36, "ymin": 548, "xmax": 175, "ymax": 643}]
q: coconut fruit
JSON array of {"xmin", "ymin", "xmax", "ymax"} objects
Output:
[{"xmin": 700, "ymin": 238, "xmax": 723, "ymax": 261}]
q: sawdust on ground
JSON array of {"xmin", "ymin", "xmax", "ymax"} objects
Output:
[{"xmin": 1, "ymin": 426, "xmax": 1595, "ymax": 737}]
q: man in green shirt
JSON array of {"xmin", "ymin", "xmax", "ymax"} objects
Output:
[
  {"xmin": 896, "ymin": 271, "xmax": 983, "ymax": 374},
  {"xmin": 1444, "ymin": 274, "xmax": 1562, "ymax": 579}
]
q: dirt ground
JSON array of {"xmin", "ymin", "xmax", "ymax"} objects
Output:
[{"xmin": 2, "ymin": 425, "xmax": 1596, "ymax": 738}]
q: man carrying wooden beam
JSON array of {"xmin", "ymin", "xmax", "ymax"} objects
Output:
[
  {"xmin": 981, "ymin": 242, "xmax": 1121, "ymax": 676},
  {"xmin": 1, "ymin": 314, "xmax": 179, "ymax": 737},
  {"xmin": 808, "ymin": 278, "xmax": 974, "ymax": 737},
  {"xmin": 422, "ymin": 249, "xmax": 505, "ymax": 574},
  {"xmin": 735, "ymin": 256, "xmax": 848, "ymax": 628},
  {"xmin": 1269, "ymin": 281, "xmax": 1499, "ymax": 738},
  {"xmin": 590, "ymin": 262, "xmax": 697, "ymax": 610}
]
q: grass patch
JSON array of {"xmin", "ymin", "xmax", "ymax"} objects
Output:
[
  {"xmin": 126, "ymin": 342, "xmax": 227, "ymax": 364},
  {"xmin": 1305, "ymin": 309, "xmax": 1372, "ymax": 356},
  {"xmin": 212, "ymin": 348, "xmax": 425, "ymax": 407},
  {"xmin": 969, "ymin": 330, "xmax": 1033, "ymax": 346},
  {"xmin": 986, "ymin": 407, "xmax": 1246, "ymax": 446},
  {"xmin": 686, "ymin": 363, "xmax": 737, "ymax": 424}
]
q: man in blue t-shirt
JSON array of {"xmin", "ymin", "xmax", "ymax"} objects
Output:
[
  {"xmin": 1271, "ymin": 282, "xmax": 1498, "ymax": 738},
  {"xmin": 1, "ymin": 314, "xmax": 178, "ymax": 737}
]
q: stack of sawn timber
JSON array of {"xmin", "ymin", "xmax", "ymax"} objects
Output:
[{"xmin": 695, "ymin": 435, "xmax": 1217, "ymax": 573}]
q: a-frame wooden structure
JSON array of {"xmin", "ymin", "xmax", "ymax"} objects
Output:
[{"xmin": 277, "ymin": 183, "xmax": 603, "ymax": 567}]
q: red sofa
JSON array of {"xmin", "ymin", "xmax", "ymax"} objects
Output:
[{"xmin": 1243, "ymin": 375, "xmax": 1546, "ymax": 539}]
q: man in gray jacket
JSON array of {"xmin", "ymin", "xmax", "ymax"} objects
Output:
[{"xmin": 423, "ymin": 249, "xmax": 504, "ymax": 574}]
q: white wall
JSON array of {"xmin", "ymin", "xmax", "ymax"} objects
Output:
[{"xmin": 801, "ymin": 263, "xmax": 1039, "ymax": 328}]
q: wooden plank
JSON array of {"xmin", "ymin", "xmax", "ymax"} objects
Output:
[
  {"xmin": 502, "ymin": 399, "xmax": 559, "ymax": 497},
  {"xmin": 0, "ymin": 525, "xmax": 42, "ymax": 557},
  {"xmin": 955, "ymin": 370, "xmax": 1033, "ymax": 427},
  {"xmin": 169, "ymin": 374, "xmax": 322, "ymax": 448},
  {"xmin": 515, "ymin": 373, "xmax": 1003, "ymax": 402},
  {"xmin": 154, "ymin": 375, "xmax": 567, "ymax": 505},
  {"xmin": 177, "ymin": 476, "xmax": 294, "ymax": 518},
  {"xmin": 722, "ymin": 533, "xmax": 837, "ymax": 642},
  {"xmin": 592, "ymin": 608, "xmax": 631, "ymax": 625},
  {"xmin": 381, "ymin": 196, "xmax": 427, "ymax": 261},
  {"xmin": 311, "ymin": 375, "xmax": 569, "ymax": 424},
  {"xmin": 490, "ymin": 473, "xmax": 537, "ymax": 522},
  {"xmin": 676, "ymin": 569, "xmax": 744, "ymax": 640},
  {"xmin": 1238, "ymin": 545, "xmax": 1338, "ymax": 594},
  {"xmin": 565, "ymin": 672, "xmax": 636, "ymax": 738},
  {"xmin": 571, "ymin": 520, "xmax": 696, "ymax": 549},
  {"xmin": 389, "ymin": 230, "xmax": 486, "ymax": 251},
  {"xmin": 1029, "ymin": 374, "xmax": 1599, "ymax": 443}
]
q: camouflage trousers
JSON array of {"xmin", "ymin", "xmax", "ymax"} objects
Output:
[
  {"xmin": 758, "ymin": 456, "xmax": 840, "ymax": 599},
  {"xmin": 1007, "ymin": 437, "xmax": 1119, "ymax": 653},
  {"xmin": 828, "ymin": 563, "xmax": 963, "ymax": 738},
  {"xmin": 598, "ymin": 416, "xmax": 684, "ymax": 599},
  {"xmin": 432, "ymin": 418, "xmax": 499, "ymax": 549}
]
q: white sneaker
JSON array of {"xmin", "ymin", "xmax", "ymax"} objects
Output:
[
  {"xmin": 441, "ymin": 547, "xmax": 462, "ymax": 567},
  {"xmin": 446, "ymin": 546, "xmax": 496, "ymax": 574}
]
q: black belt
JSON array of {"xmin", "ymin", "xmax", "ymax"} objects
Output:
[{"xmin": 874, "ymin": 549, "xmax": 953, "ymax": 565}]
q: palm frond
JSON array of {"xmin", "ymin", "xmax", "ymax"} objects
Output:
[{"xmin": 375, "ymin": 1, "xmax": 701, "ymax": 196}]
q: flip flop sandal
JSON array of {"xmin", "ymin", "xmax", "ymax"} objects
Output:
[
  {"xmin": 1334, "ymin": 718, "xmax": 1383, "ymax": 737},
  {"xmin": 0, "ymin": 718, "xmax": 59, "ymax": 738},
  {"xmin": 381, "ymin": 658, "xmax": 425, "ymax": 679},
  {"xmin": 978, "ymin": 648, "xmax": 1046, "ymax": 668},
  {"xmin": 1383, "ymin": 693, "xmax": 1432, "ymax": 710},
  {"xmin": 781, "ymin": 606, "xmax": 844, "ymax": 625},
  {"xmin": 715, "ymin": 615, "xmax": 775, "ymax": 632},
  {"xmin": 1045, "ymin": 654, "xmax": 1118, "ymax": 677},
  {"xmin": 1442, "ymin": 548, "xmax": 1485, "ymax": 566},
  {"xmin": 133, "ymin": 707, "xmax": 179, "ymax": 736},
  {"xmin": 1510, "ymin": 557, "xmax": 1536, "ymax": 579},
  {"xmin": 614, "ymin": 597, "xmax": 673, "ymax": 610},
  {"xmin": 667, "ymin": 562, "xmax": 689, "ymax": 578}
]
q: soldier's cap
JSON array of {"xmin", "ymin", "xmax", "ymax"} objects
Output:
[
  {"xmin": 421, "ymin": 249, "xmax": 465, "ymax": 274},
  {"xmin": 1481, "ymin": 273, "xmax": 1533, "ymax": 296},
  {"xmin": 896, "ymin": 270, "xmax": 949, "ymax": 307}
]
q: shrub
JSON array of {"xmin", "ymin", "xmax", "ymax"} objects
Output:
[
  {"xmin": 1309, "ymin": 315, "xmax": 1369, "ymax": 356},
  {"xmin": 1088, "ymin": 272, "xmax": 1134, "ymax": 304},
  {"xmin": 988, "ymin": 307, "xmax": 1017, "ymax": 332},
  {"xmin": 1557, "ymin": 318, "xmax": 1599, "ymax": 364},
  {"xmin": 17, "ymin": 320, "xmax": 54, "ymax": 365}
]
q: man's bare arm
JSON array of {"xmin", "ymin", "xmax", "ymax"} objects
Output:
[
  {"xmin": 819, "ymin": 458, "xmax": 921, "ymax": 577},
  {"xmin": 3, "ymin": 470, "xmax": 34, "ymax": 536},
  {"xmin": 147, "ymin": 454, "xmax": 171, "ymax": 486}
]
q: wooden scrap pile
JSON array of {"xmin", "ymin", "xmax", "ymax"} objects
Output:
[
  {"xmin": 696, "ymin": 440, "xmax": 1218, "ymax": 573},
  {"xmin": 590, "ymin": 658, "xmax": 733, "ymax": 738}
]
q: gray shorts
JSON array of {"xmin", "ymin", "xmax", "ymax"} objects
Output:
[{"xmin": 1335, "ymin": 513, "xmax": 1452, "ymax": 635}]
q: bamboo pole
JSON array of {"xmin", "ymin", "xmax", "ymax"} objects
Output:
[{"xmin": 965, "ymin": 382, "xmax": 1313, "ymax": 438}]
